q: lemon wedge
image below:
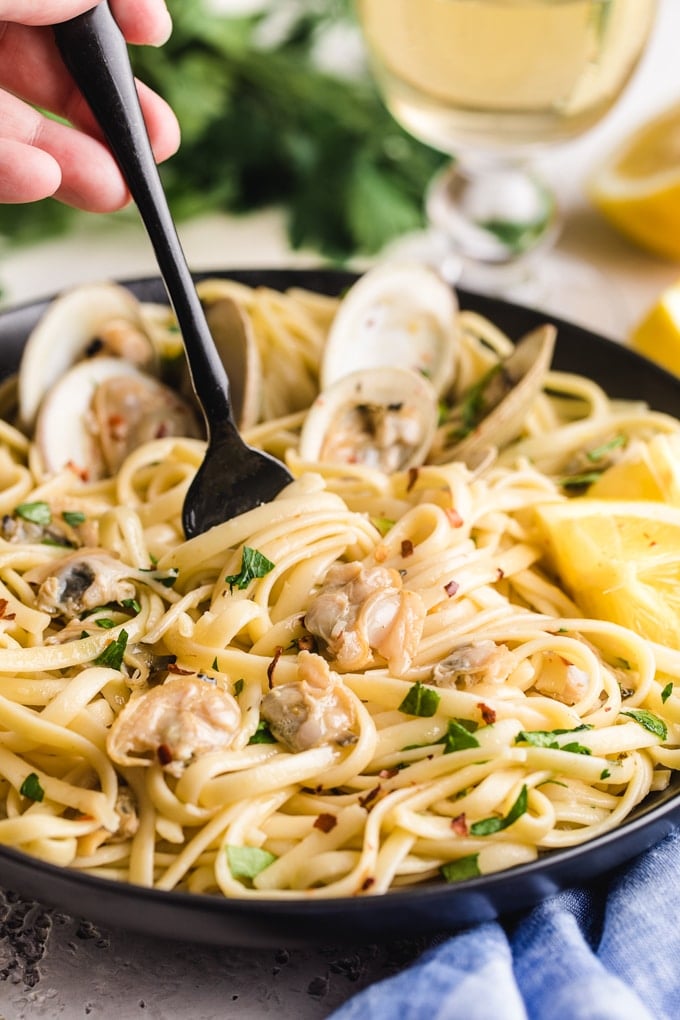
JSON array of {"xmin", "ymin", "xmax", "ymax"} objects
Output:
[
  {"xmin": 588, "ymin": 434, "xmax": 680, "ymax": 503},
  {"xmin": 534, "ymin": 499, "xmax": 680, "ymax": 647},
  {"xmin": 629, "ymin": 280, "xmax": 680, "ymax": 375},
  {"xmin": 589, "ymin": 105, "xmax": 680, "ymax": 261}
]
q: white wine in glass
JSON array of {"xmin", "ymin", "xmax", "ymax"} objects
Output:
[{"xmin": 356, "ymin": 0, "xmax": 658, "ymax": 291}]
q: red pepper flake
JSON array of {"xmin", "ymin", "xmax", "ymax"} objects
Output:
[
  {"xmin": 477, "ymin": 702, "xmax": 496, "ymax": 725},
  {"xmin": 378, "ymin": 768, "xmax": 400, "ymax": 779},
  {"xmin": 66, "ymin": 460, "xmax": 89, "ymax": 482},
  {"xmin": 267, "ymin": 646, "xmax": 283, "ymax": 688},
  {"xmin": 444, "ymin": 579, "xmax": 459, "ymax": 598},
  {"xmin": 107, "ymin": 414, "xmax": 127, "ymax": 441},
  {"xmin": 451, "ymin": 813, "xmax": 468, "ymax": 836},
  {"xmin": 445, "ymin": 507, "xmax": 464, "ymax": 528},
  {"xmin": 157, "ymin": 744, "xmax": 173, "ymax": 766},
  {"xmin": 313, "ymin": 813, "xmax": 338, "ymax": 834},
  {"xmin": 0, "ymin": 599, "xmax": 16, "ymax": 621},
  {"xmin": 167, "ymin": 663, "xmax": 193, "ymax": 675},
  {"xmin": 361, "ymin": 876, "xmax": 375, "ymax": 892},
  {"xmin": 358, "ymin": 785, "xmax": 381, "ymax": 809},
  {"xmin": 155, "ymin": 422, "xmax": 169, "ymax": 439},
  {"xmin": 496, "ymin": 568, "xmax": 505, "ymax": 581},
  {"xmin": 296, "ymin": 634, "xmax": 316, "ymax": 652},
  {"xmin": 407, "ymin": 467, "xmax": 419, "ymax": 492},
  {"xmin": 401, "ymin": 539, "xmax": 414, "ymax": 558}
]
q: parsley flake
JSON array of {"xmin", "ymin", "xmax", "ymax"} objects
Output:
[
  {"xmin": 661, "ymin": 682, "xmax": 674, "ymax": 704},
  {"xmin": 20, "ymin": 772, "xmax": 44, "ymax": 802},
  {"xmin": 248, "ymin": 720, "xmax": 277, "ymax": 744},
  {"xmin": 15, "ymin": 501, "xmax": 51, "ymax": 526},
  {"xmin": 469, "ymin": 785, "xmax": 528, "ymax": 836},
  {"xmin": 93, "ymin": 629, "xmax": 128, "ymax": 670},
  {"xmin": 442, "ymin": 719, "xmax": 480, "ymax": 753},
  {"xmin": 62, "ymin": 510, "xmax": 86, "ymax": 526},
  {"xmin": 226, "ymin": 845, "xmax": 276, "ymax": 881},
  {"xmin": 441, "ymin": 854, "xmax": 481, "ymax": 883},
  {"xmin": 225, "ymin": 547, "xmax": 275, "ymax": 591},
  {"xmin": 95, "ymin": 618, "xmax": 115, "ymax": 629},
  {"xmin": 234, "ymin": 678, "xmax": 245, "ymax": 696},
  {"xmin": 398, "ymin": 681, "xmax": 441, "ymax": 718},
  {"xmin": 621, "ymin": 708, "xmax": 667, "ymax": 741}
]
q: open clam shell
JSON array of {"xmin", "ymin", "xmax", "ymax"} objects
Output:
[
  {"xmin": 18, "ymin": 282, "xmax": 156, "ymax": 431},
  {"xmin": 432, "ymin": 324, "xmax": 557, "ymax": 466},
  {"xmin": 320, "ymin": 262, "xmax": 458, "ymax": 397},
  {"xmin": 299, "ymin": 366, "xmax": 438, "ymax": 473}
]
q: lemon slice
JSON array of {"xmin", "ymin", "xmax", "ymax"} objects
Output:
[
  {"xmin": 588, "ymin": 434, "xmax": 680, "ymax": 503},
  {"xmin": 588, "ymin": 105, "xmax": 680, "ymax": 261},
  {"xmin": 534, "ymin": 499, "xmax": 680, "ymax": 648},
  {"xmin": 629, "ymin": 280, "xmax": 680, "ymax": 375}
]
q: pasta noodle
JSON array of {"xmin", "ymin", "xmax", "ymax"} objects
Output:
[{"xmin": 0, "ymin": 275, "xmax": 679, "ymax": 900}]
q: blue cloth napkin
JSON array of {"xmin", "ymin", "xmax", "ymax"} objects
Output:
[{"xmin": 328, "ymin": 827, "xmax": 680, "ymax": 1019}]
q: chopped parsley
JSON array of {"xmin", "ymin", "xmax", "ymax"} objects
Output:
[
  {"xmin": 233, "ymin": 678, "xmax": 244, "ymax": 696},
  {"xmin": 225, "ymin": 547, "xmax": 275, "ymax": 591},
  {"xmin": 600, "ymin": 769, "xmax": 611, "ymax": 781},
  {"xmin": 398, "ymin": 681, "xmax": 441, "ymax": 718},
  {"xmin": 441, "ymin": 853, "xmax": 481, "ymax": 883},
  {"xmin": 442, "ymin": 719, "xmax": 480, "ymax": 753},
  {"xmin": 448, "ymin": 364, "xmax": 503, "ymax": 441},
  {"xmin": 120, "ymin": 598, "xmax": 141, "ymax": 614},
  {"xmin": 140, "ymin": 567, "xmax": 178, "ymax": 588},
  {"xmin": 95, "ymin": 618, "xmax": 115, "ymax": 629},
  {"xmin": 62, "ymin": 510, "xmax": 86, "ymax": 527},
  {"xmin": 515, "ymin": 725, "xmax": 592, "ymax": 754},
  {"xmin": 93, "ymin": 629, "xmax": 128, "ymax": 670},
  {"xmin": 661, "ymin": 682, "xmax": 674, "ymax": 704},
  {"xmin": 15, "ymin": 501, "xmax": 51, "ymax": 525},
  {"xmin": 586, "ymin": 434, "xmax": 626, "ymax": 462},
  {"xmin": 621, "ymin": 708, "xmax": 667, "ymax": 741},
  {"xmin": 226, "ymin": 845, "xmax": 276, "ymax": 882},
  {"xmin": 248, "ymin": 720, "xmax": 277, "ymax": 744},
  {"xmin": 370, "ymin": 516, "xmax": 395, "ymax": 537},
  {"xmin": 20, "ymin": 772, "xmax": 44, "ymax": 802},
  {"xmin": 212, "ymin": 657, "xmax": 220, "ymax": 671},
  {"xmin": 469, "ymin": 785, "xmax": 528, "ymax": 836}
]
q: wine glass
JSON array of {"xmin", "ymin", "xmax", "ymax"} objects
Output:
[{"xmin": 355, "ymin": 0, "xmax": 658, "ymax": 328}]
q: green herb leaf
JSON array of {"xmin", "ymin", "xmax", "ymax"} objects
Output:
[
  {"xmin": 62, "ymin": 510, "xmax": 86, "ymax": 526},
  {"xmin": 442, "ymin": 719, "xmax": 480, "ymax": 753},
  {"xmin": 212, "ymin": 657, "xmax": 220, "ymax": 671},
  {"xmin": 95, "ymin": 618, "xmax": 115, "ymax": 629},
  {"xmin": 93, "ymin": 629, "xmax": 128, "ymax": 670},
  {"xmin": 120, "ymin": 598, "xmax": 141, "ymax": 613},
  {"xmin": 441, "ymin": 854, "xmax": 481, "ymax": 883},
  {"xmin": 20, "ymin": 772, "xmax": 44, "ymax": 802},
  {"xmin": 226, "ymin": 845, "xmax": 276, "ymax": 881},
  {"xmin": 560, "ymin": 472, "xmax": 604, "ymax": 491},
  {"xmin": 469, "ymin": 785, "xmax": 528, "ymax": 836},
  {"xmin": 600, "ymin": 768, "xmax": 611, "ymax": 780},
  {"xmin": 586, "ymin": 434, "xmax": 625, "ymax": 462},
  {"xmin": 234, "ymin": 678, "xmax": 244, "ymax": 696},
  {"xmin": 661, "ymin": 682, "xmax": 674, "ymax": 704},
  {"xmin": 621, "ymin": 708, "xmax": 667, "ymax": 740},
  {"xmin": 248, "ymin": 720, "xmax": 277, "ymax": 744},
  {"xmin": 225, "ymin": 546, "xmax": 275, "ymax": 591},
  {"xmin": 398, "ymin": 681, "xmax": 441, "ymax": 718},
  {"xmin": 370, "ymin": 516, "xmax": 395, "ymax": 537},
  {"xmin": 15, "ymin": 501, "xmax": 51, "ymax": 526}
]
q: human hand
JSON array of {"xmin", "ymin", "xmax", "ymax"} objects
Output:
[{"xmin": 0, "ymin": 1, "xmax": 180, "ymax": 209}]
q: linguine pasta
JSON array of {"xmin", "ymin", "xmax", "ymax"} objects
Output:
[{"xmin": 0, "ymin": 277, "xmax": 679, "ymax": 900}]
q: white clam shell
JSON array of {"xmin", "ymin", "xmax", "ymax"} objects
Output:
[
  {"xmin": 321, "ymin": 262, "xmax": 458, "ymax": 396},
  {"xmin": 35, "ymin": 357, "xmax": 146, "ymax": 477},
  {"xmin": 299, "ymin": 366, "xmax": 438, "ymax": 473},
  {"xmin": 18, "ymin": 282, "xmax": 151, "ymax": 431}
]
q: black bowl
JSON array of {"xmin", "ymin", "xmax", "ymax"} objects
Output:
[{"xmin": 2, "ymin": 267, "xmax": 679, "ymax": 947}]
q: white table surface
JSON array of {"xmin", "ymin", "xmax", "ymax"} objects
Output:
[{"xmin": 1, "ymin": 2, "xmax": 680, "ymax": 1017}]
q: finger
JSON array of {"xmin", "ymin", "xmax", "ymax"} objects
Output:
[
  {"xmin": 0, "ymin": 1, "xmax": 172, "ymax": 44},
  {"xmin": 0, "ymin": 138, "xmax": 61, "ymax": 203},
  {"xmin": 1, "ymin": 88, "xmax": 179, "ymax": 211},
  {"xmin": 0, "ymin": 24, "xmax": 180, "ymax": 159}
]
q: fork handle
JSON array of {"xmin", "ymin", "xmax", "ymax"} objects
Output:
[{"xmin": 53, "ymin": 2, "xmax": 233, "ymax": 427}]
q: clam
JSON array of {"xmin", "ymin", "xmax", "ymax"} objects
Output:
[
  {"xmin": 35, "ymin": 356, "xmax": 200, "ymax": 480},
  {"xmin": 298, "ymin": 366, "xmax": 438, "ymax": 473},
  {"xmin": 431, "ymin": 324, "xmax": 557, "ymax": 466},
  {"xmin": 18, "ymin": 282, "xmax": 156, "ymax": 431},
  {"xmin": 320, "ymin": 262, "xmax": 458, "ymax": 397}
]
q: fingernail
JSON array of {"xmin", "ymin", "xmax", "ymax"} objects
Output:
[{"xmin": 151, "ymin": 5, "xmax": 173, "ymax": 46}]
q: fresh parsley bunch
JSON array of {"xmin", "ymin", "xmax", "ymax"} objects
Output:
[{"xmin": 0, "ymin": 0, "xmax": 445, "ymax": 259}]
